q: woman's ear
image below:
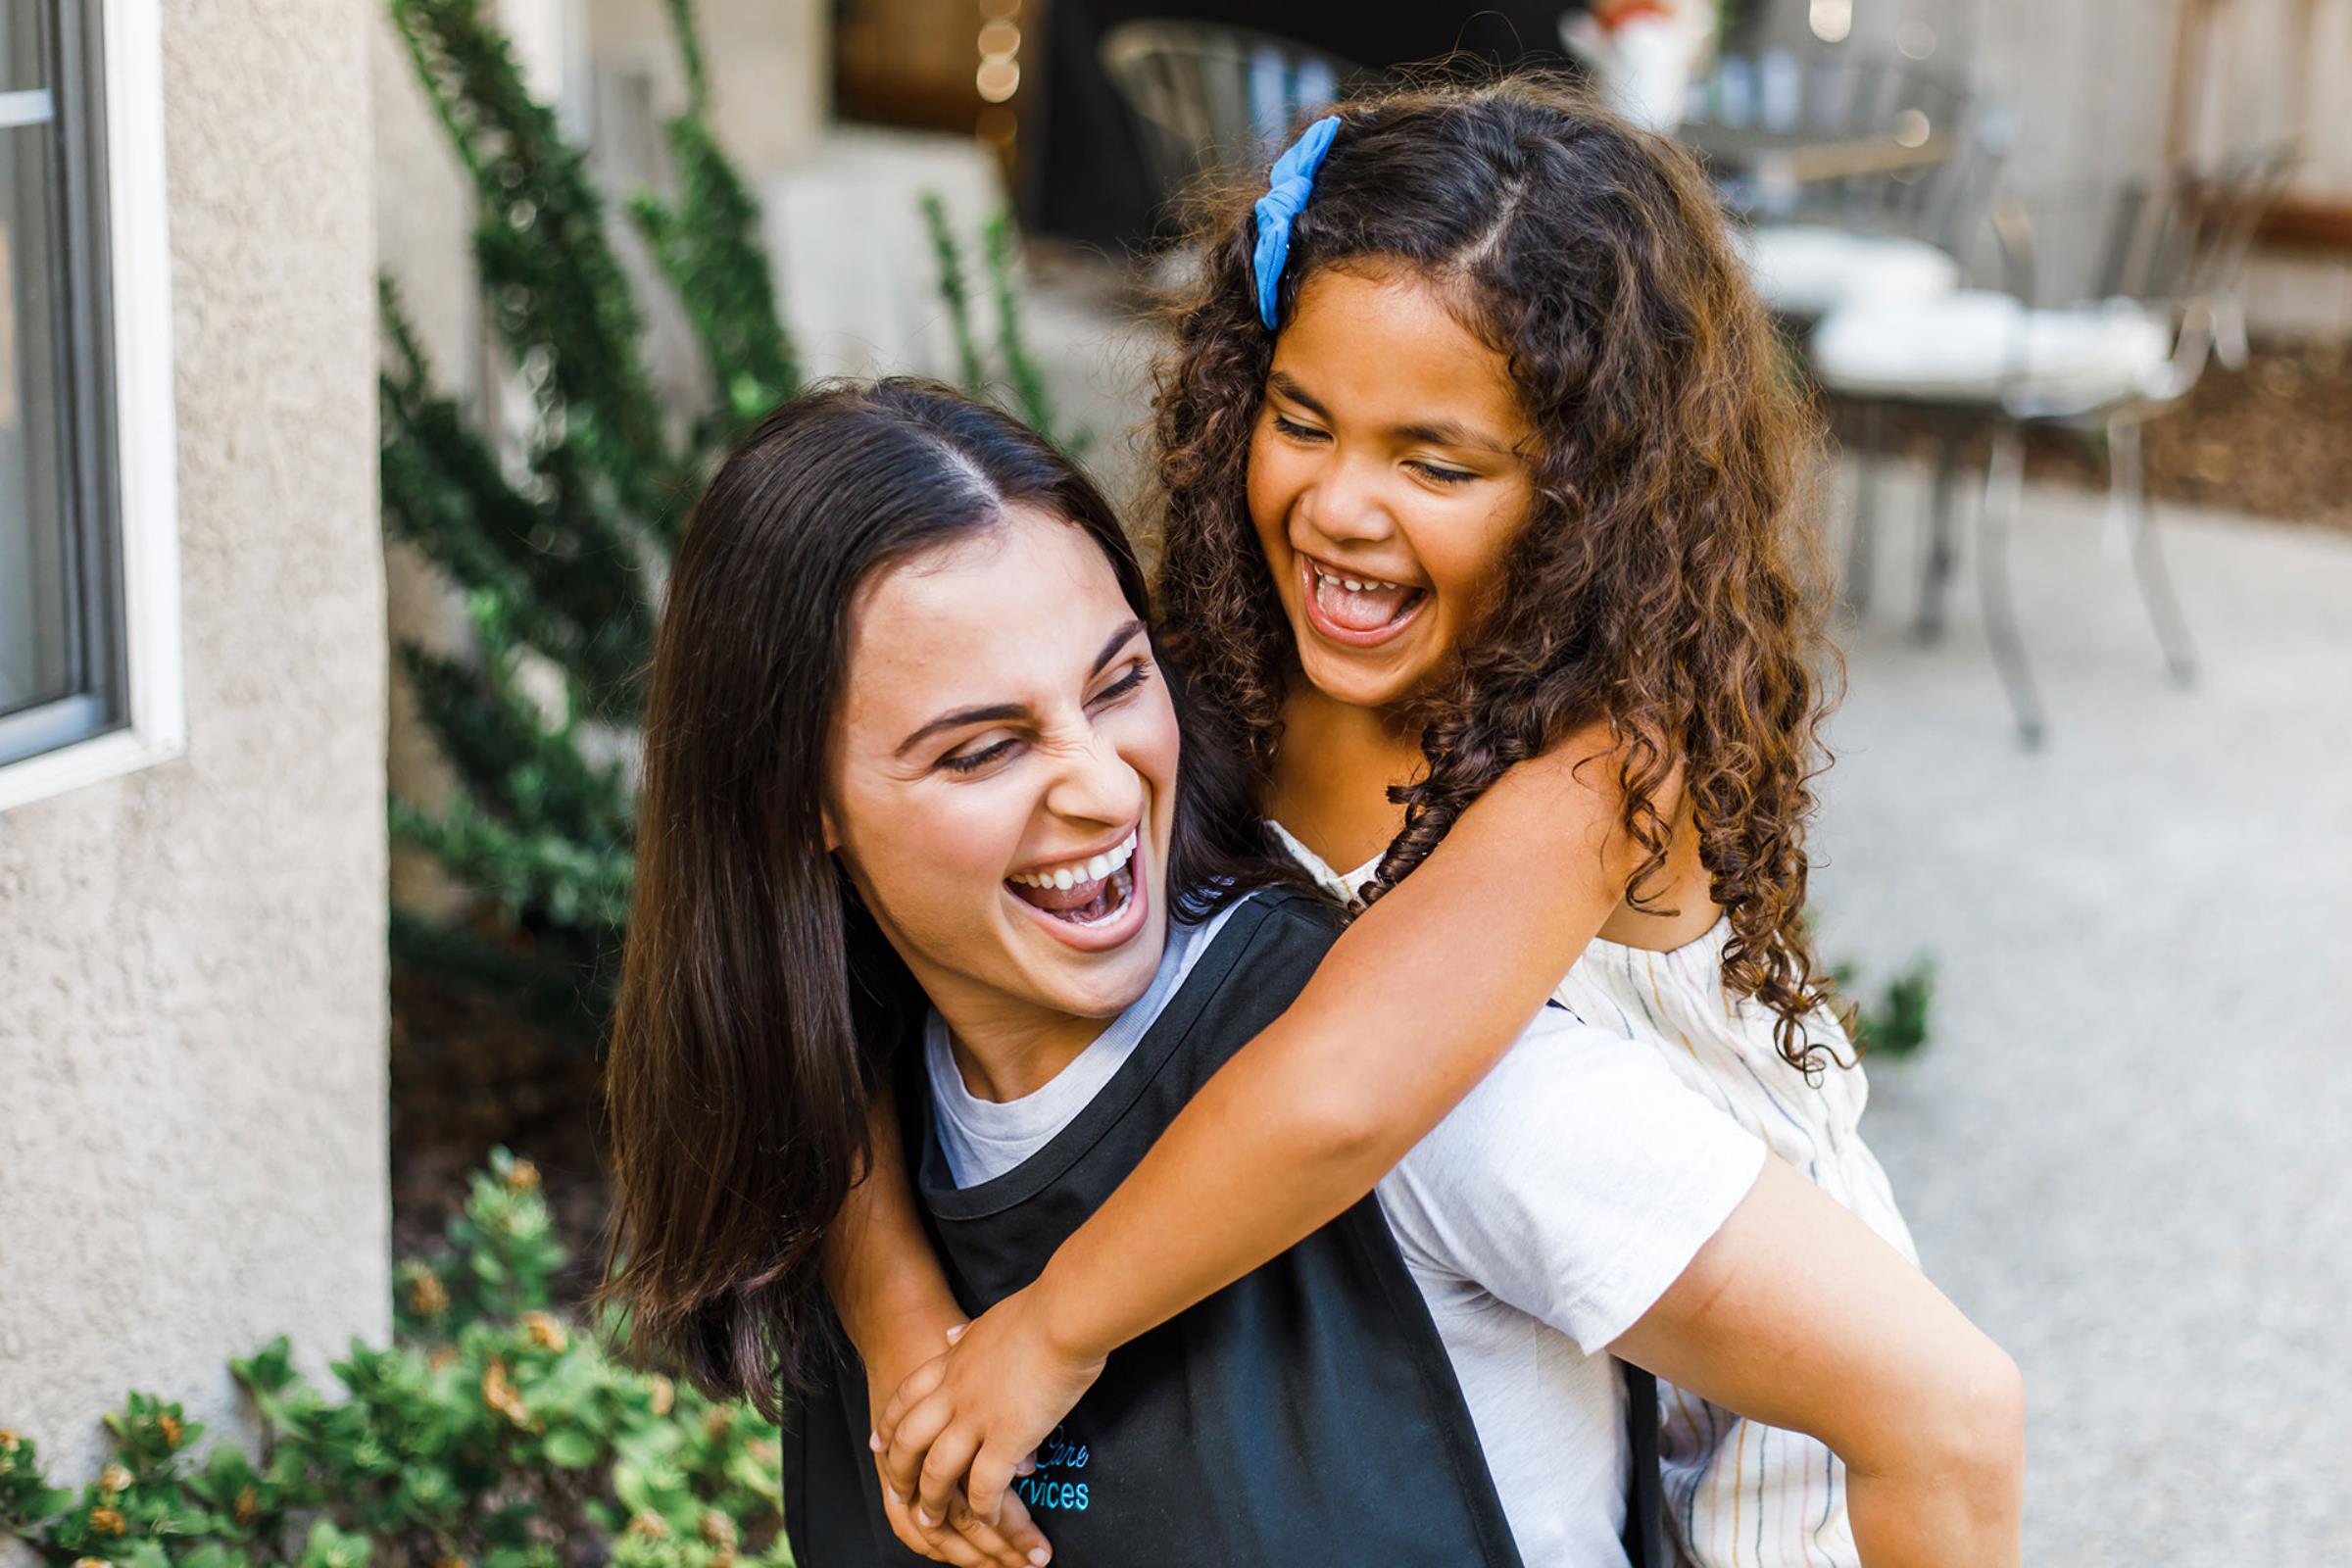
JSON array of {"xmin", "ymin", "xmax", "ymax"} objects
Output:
[{"xmin": 820, "ymin": 804, "xmax": 841, "ymax": 854}]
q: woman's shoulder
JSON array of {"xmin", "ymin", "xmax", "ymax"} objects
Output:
[{"xmin": 1184, "ymin": 881, "xmax": 1344, "ymax": 956}]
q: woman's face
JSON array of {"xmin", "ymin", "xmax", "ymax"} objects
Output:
[
  {"xmin": 825, "ymin": 505, "xmax": 1179, "ymax": 1040},
  {"xmin": 1247, "ymin": 265, "xmax": 1538, "ymax": 711}
]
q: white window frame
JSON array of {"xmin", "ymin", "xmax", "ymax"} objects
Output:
[{"xmin": 0, "ymin": 0, "xmax": 184, "ymax": 813}]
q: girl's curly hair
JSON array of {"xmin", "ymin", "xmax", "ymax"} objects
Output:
[{"xmin": 1151, "ymin": 74, "xmax": 1846, "ymax": 1073}]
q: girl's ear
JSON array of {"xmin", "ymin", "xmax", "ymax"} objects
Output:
[{"xmin": 820, "ymin": 805, "xmax": 841, "ymax": 854}]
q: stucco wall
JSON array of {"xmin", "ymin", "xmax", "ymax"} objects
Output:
[
  {"xmin": 0, "ymin": 0, "xmax": 387, "ymax": 1492},
  {"xmin": 374, "ymin": 2, "xmax": 478, "ymax": 919}
]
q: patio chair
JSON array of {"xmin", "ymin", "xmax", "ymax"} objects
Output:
[
  {"xmin": 1809, "ymin": 143, "xmax": 2301, "ymax": 744},
  {"xmin": 1689, "ymin": 49, "xmax": 2011, "ymax": 322},
  {"xmin": 1099, "ymin": 22, "xmax": 1368, "ymax": 220}
]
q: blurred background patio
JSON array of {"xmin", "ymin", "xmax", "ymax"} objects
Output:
[{"xmin": 4, "ymin": 0, "xmax": 2349, "ymax": 1561}]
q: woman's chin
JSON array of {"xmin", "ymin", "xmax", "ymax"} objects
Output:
[
  {"xmin": 1034, "ymin": 937, "xmax": 1167, "ymax": 1021},
  {"xmin": 999, "ymin": 873, "xmax": 1168, "ymax": 1016}
]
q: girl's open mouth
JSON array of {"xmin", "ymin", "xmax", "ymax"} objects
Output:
[
  {"xmin": 1299, "ymin": 556, "xmax": 1428, "ymax": 649},
  {"xmin": 1004, "ymin": 829, "xmax": 1148, "ymax": 952}
]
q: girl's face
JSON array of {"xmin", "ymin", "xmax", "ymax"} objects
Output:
[
  {"xmin": 825, "ymin": 506, "xmax": 1180, "ymax": 1041},
  {"xmin": 1247, "ymin": 266, "xmax": 1537, "ymax": 711}
]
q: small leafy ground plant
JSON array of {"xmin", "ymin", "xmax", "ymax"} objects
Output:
[{"xmin": 0, "ymin": 1151, "xmax": 787, "ymax": 1568}]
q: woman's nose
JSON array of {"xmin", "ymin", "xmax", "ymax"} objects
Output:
[{"xmin": 1045, "ymin": 726, "xmax": 1145, "ymax": 829}]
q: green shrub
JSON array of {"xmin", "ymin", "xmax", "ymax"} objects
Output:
[
  {"xmin": 0, "ymin": 1151, "xmax": 788, "ymax": 1568},
  {"xmin": 1837, "ymin": 952, "xmax": 1938, "ymax": 1060}
]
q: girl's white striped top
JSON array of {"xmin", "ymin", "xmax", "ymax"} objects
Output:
[{"xmin": 1553, "ymin": 923, "xmax": 1916, "ymax": 1568}]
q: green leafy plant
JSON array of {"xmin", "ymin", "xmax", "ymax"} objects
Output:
[
  {"xmin": 1837, "ymin": 952, "xmax": 1937, "ymax": 1059},
  {"xmin": 1, "ymin": 1152, "xmax": 791, "ymax": 1568},
  {"xmin": 382, "ymin": 0, "xmax": 1075, "ymax": 1056},
  {"xmin": 919, "ymin": 194, "xmax": 1087, "ymax": 457}
]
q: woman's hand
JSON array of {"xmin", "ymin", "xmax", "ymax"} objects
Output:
[
  {"xmin": 875, "ymin": 1285, "xmax": 1107, "ymax": 1533},
  {"xmin": 863, "ymin": 1337, "xmax": 1055, "ymax": 1567}
]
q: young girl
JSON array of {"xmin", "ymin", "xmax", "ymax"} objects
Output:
[
  {"xmin": 1157, "ymin": 80, "xmax": 1933, "ymax": 1568},
  {"xmin": 751, "ymin": 80, "xmax": 2015, "ymax": 1567}
]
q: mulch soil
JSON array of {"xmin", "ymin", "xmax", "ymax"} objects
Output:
[{"xmin": 391, "ymin": 963, "xmax": 616, "ymax": 1309}]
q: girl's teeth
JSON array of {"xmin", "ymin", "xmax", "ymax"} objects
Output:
[{"xmin": 1054, "ymin": 868, "xmax": 1076, "ymax": 890}]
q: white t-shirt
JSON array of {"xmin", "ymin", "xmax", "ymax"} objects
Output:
[{"xmin": 923, "ymin": 884, "xmax": 1766, "ymax": 1566}]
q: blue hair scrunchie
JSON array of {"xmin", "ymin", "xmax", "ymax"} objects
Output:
[{"xmin": 1252, "ymin": 114, "xmax": 1343, "ymax": 330}]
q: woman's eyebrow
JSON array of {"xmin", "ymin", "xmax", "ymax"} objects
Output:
[
  {"xmin": 1266, "ymin": 371, "xmax": 1329, "ymax": 417},
  {"xmin": 1091, "ymin": 618, "xmax": 1146, "ymax": 676},
  {"xmin": 894, "ymin": 620, "xmax": 1145, "ymax": 757},
  {"xmin": 896, "ymin": 702, "xmax": 1028, "ymax": 757}
]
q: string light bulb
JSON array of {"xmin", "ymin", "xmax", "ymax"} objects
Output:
[{"xmin": 977, "ymin": 2, "xmax": 1022, "ymax": 106}]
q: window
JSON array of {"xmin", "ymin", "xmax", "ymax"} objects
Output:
[{"xmin": 0, "ymin": 0, "xmax": 182, "ymax": 811}]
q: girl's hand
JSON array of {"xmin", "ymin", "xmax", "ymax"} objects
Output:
[
  {"xmin": 864, "ymin": 1332, "xmax": 1055, "ymax": 1567},
  {"xmin": 864, "ymin": 1360, "xmax": 1054, "ymax": 1567},
  {"xmin": 876, "ymin": 1285, "xmax": 1107, "ymax": 1532}
]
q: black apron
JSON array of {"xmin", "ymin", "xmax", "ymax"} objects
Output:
[
  {"xmin": 784, "ymin": 888, "xmax": 1666, "ymax": 1566},
  {"xmin": 783, "ymin": 890, "xmax": 1520, "ymax": 1565}
]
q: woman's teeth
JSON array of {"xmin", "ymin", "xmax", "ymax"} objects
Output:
[
  {"xmin": 1008, "ymin": 830, "xmax": 1138, "ymax": 891},
  {"xmin": 1058, "ymin": 864, "xmax": 1134, "ymax": 926},
  {"xmin": 1007, "ymin": 831, "xmax": 1141, "ymax": 927}
]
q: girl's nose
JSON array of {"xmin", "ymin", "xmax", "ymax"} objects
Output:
[{"xmin": 1300, "ymin": 455, "xmax": 1396, "ymax": 548}]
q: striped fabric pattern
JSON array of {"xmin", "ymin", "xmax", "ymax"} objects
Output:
[{"xmin": 1552, "ymin": 927, "xmax": 1918, "ymax": 1568}]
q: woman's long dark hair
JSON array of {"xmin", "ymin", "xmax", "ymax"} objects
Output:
[
  {"xmin": 1153, "ymin": 75, "xmax": 1843, "ymax": 1071},
  {"xmin": 598, "ymin": 379, "xmax": 1288, "ymax": 1416}
]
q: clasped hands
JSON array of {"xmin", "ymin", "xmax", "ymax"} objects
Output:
[{"xmin": 866, "ymin": 1284, "xmax": 1107, "ymax": 1568}]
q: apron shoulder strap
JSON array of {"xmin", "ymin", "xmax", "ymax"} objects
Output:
[{"xmin": 1620, "ymin": 1361, "xmax": 1667, "ymax": 1568}]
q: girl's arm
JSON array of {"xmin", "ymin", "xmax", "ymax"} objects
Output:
[
  {"xmin": 882, "ymin": 736, "xmax": 1639, "ymax": 1524},
  {"xmin": 1612, "ymin": 1158, "xmax": 2025, "ymax": 1566},
  {"xmin": 821, "ymin": 1095, "xmax": 1052, "ymax": 1568}
]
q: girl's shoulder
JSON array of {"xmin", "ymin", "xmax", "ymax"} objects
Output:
[{"xmin": 1261, "ymin": 818, "xmax": 1374, "ymax": 906}]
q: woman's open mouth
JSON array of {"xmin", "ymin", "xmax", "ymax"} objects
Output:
[
  {"xmin": 1298, "ymin": 555, "xmax": 1428, "ymax": 649},
  {"xmin": 1004, "ymin": 829, "xmax": 1148, "ymax": 952}
]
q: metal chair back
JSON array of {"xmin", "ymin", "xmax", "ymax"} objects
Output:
[
  {"xmin": 1693, "ymin": 48, "xmax": 2008, "ymax": 263},
  {"xmin": 1099, "ymin": 21, "xmax": 1368, "ymax": 219},
  {"xmin": 2097, "ymin": 143, "xmax": 2299, "ymax": 308},
  {"xmin": 1989, "ymin": 141, "xmax": 2302, "ymax": 414}
]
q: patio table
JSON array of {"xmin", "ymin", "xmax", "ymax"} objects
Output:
[{"xmin": 1675, "ymin": 122, "xmax": 1955, "ymax": 197}]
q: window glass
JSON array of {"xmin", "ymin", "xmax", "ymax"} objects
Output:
[
  {"xmin": 0, "ymin": 1, "xmax": 70, "ymax": 721},
  {"xmin": 0, "ymin": 4, "xmax": 46, "ymax": 95}
]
